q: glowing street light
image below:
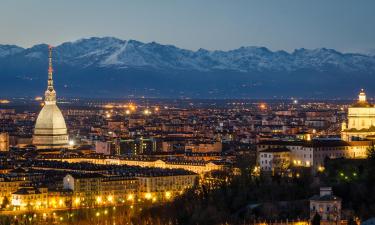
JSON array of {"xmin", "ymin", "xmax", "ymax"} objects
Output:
[
  {"xmin": 143, "ymin": 109, "xmax": 151, "ymax": 115},
  {"xmin": 129, "ymin": 103, "xmax": 136, "ymax": 111},
  {"xmin": 165, "ymin": 191, "xmax": 171, "ymax": 200},
  {"xmin": 107, "ymin": 195, "xmax": 113, "ymax": 203},
  {"xmin": 96, "ymin": 196, "xmax": 102, "ymax": 204},
  {"xmin": 259, "ymin": 103, "xmax": 267, "ymax": 110},
  {"xmin": 74, "ymin": 197, "xmax": 80, "ymax": 205},
  {"xmin": 145, "ymin": 193, "xmax": 152, "ymax": 200},
  {"xmin": 127, "ymin": 194, "xmax": 134, "ymax": 201},
  {"xmin": 69, "ymin": 140, "xmax": 75, "ymax": 146}
]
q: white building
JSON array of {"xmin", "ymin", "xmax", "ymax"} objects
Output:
[
  {"xmin": 310, "ymin": 187, "xmax": 341, "ymax": 223},
  {"xmin": 257, "ymin": 140, "xmax": 369, "ymax": 172},
  {"xmin": 342, "ymin": 89, "xmax": 375, "ymax": 141},
  {"xmin": 259, "ymin": 148, "xmax": 290, "ymax": 173}
]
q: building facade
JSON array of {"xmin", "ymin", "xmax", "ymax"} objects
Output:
[
  {"xmin": 259, "ymin": 148, "xmax": 290, "ymax": 174},
  {"xmin": 257, "ymin": 140, "xmax": 370, "ymax": 172},
  {"xmin": 0, "ymin": 133, "xmax": 9, "ymax": 151},
  {"xmin": 342, "ymin": 89, "xmax": 375, "ymax": 141},
  {"xmin": 310, "ymin": 187, "xmax": 341, "ymax": 223}
]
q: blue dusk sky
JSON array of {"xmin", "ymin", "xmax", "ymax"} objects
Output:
[{"xmin": 1, "ymin": 0, "xmax": 374, "ymax": 52}]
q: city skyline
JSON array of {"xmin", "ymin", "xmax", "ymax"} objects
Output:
[{"xmin": 1, "ymin": 1, "xmax": 375, "ymax": 224}]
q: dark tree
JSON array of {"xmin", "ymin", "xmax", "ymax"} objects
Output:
[
  {"xmin": 1, "ymin": 196, "xmax": 9, "ymax": 209},
  {"xmin": 312, "ymin": 213, "xmax": 321, "ymax": 225}
]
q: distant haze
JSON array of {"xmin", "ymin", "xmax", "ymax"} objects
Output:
[{"xmin": 0, "ymin": 0, "xmax": 374, "ymax": 53}]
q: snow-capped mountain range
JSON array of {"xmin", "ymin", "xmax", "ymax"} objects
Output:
[
  {"xmin": 0, "ymin": 37, "xmax": 374, "ymax": 98},
  {"xmin": 1, "ymin": 37, "xmax": 374, "ymax": 73}
]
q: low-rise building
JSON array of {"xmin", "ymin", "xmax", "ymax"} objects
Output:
[
  {"xmin": 11, "ymin": 186, "xmax": 48, "ymax": 210},
  {"xmin": 137, "ymin": 174, "xmax": 197, "ymax": 200},
  {"xmin": 0, "ymin": 133, "xmax": 9, "ymax": 151},
  {"xmin": 43, "ymin": 156, "xmax": 227, "ymax": 175},
  {"xmin": 185, "ymin": 141, "xmax": 222, "ymax": 153},
  {"xmin": 63, "ymin": 173, "xmax": 102, "ymax": 206},
  {"xmin": 310, "ymin": 187, "xmax": 341, "ymax": 223},
  {"xmin": 259, "ymin": 148, "xmax": 290, "ymax": 174},
  {"xmin": 257, "ymin": 140, "xmax": 370, "ymax": 172},
  {"xmin": 0, "ymin": 175, "xmax": 29, "ymax": 206}
]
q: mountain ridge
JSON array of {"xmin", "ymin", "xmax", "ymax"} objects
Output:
[{"xmin": 0, "ymin": 37, "xmax": 374, "ymax": 98}]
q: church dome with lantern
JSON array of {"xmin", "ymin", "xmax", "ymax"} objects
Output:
[{"xmin": 341, "ymin": 89, "xmax": 375, "ymax": 141}]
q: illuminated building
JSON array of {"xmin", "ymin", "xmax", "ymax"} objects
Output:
[
  {"xmin": 119, "ymin": 138, "xmax": 157, "ymax": 155},
  {"xmin": 11, "ymin": 187, "xmax": 48, "ymax": 210},
  {"xmin": 0, "ymin": 133, "xmax": 9, "ymax": 151},
  {"xmin": 185, "ymin": 141, "xmax": 222, "ymax": 153},
  {"xmin": 137, "ymin": 174, "xmax": 197, "ymax": 199},
  {"xmin": 47, "ymin": 189, "xmax": 73, "ymax": 208},
  {"xmin": 341, "ymin": 89, "xmax": 375, "ymax": 141},
  {"xmin": 257, "ymin": 140, "xmax": 369, "ymax": 172},
  {"xmin": 100, "ymin": 176, "xmax": 138, "ymax": 204},
  {"xmin": 63, "ymin": 173, "xmax": 102, "ymax": 206},
  {"xmin": 61, "ymin": 171, "xmax": 194, "ymax": 206},
  {"xmin": 95, "ymin": 140, "xmax": 118, "ymax": 155},
  {"xmin": 259, "ymin": 148, "xmax": 290, "ymax": 174},
  {"xmin": 33, "ymin": 46, "xmax": 69, "ymax": 149},
  {"xmin": 0, "ymin": 175, "xmax": 29, "ymax": 206},
  {"xmin": 310, "ymin": 187, "xmax": 341, "ymax": 223},
  {"xmin": 44, "ymin": 157, "xmax": 226, "ymax": 175},
  {"xmin": 63, "ymin": 174, "xmax": 138, "ymax": 206}
]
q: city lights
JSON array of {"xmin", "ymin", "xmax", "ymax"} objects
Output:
[
  {"xmin": 143, "ymin": 109, "xmax": 151, "ymax": 115},
  {"xmin": 107, "ymin": 195, "xmax": 113, "ymax": 203},
  {"xmin": 165, "ymin": 191, "xmax": 171, "ymax": 199},
  {"xmin": 145, "ymin": 193, "xmax": 152, "ymax": 200},
  {"xmin": 127, "ymin": 194, "xmax": 134, "ymax": 201},
  {"xmin": 259, "ymin": 103, "xmax": 267, "ymax": 110},
  {"xmin": 75, "ymin": 197, "xmax": 80, "ymax": 205},
  {"xmin": 69, "ymin": 140, "xmax": 75, "ymax": 146},
  {"xmin": 128, "ymin": 103, "xmax": 136, "ymax": 111},
  {"xmin": 0, "ymin": 45, "xmax": 372, "ymax": 224},
  {"xmin": 96, "ymin": 196, "xmax": 102, "ymax": 204}
]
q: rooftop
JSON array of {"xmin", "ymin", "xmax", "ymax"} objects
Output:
[{"xmin": 260, "ymin": 147, "xmax": 290, "ymax": 153}]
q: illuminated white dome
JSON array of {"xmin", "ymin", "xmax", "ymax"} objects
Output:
[
  {"xmin": 34, "ymin": 104, "xmax": 67, "ymax": 135},
  {"xmin": 32, "ymin": 46, "xmax": 68, "ymax": 149}
]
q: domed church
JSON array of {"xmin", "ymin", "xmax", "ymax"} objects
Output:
[
  {"xmin": 32, "ymin": 46, "xmax": 69, "ymax": 149},
  {"xmin": 341, "ymin": 89, "xmax": 375, "ymax": 141}
]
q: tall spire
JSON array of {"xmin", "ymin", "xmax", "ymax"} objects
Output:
[
  {"xmin": 48, "ymin": 45, "xmax": 54, "ymax": 91},
  {"xmin": 44, "ymin": 45, "xmax": 56, "ymax": 104}
]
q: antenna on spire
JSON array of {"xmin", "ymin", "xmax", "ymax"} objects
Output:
[{"xmin": 48, "ymin": 45, "xmax": 54, "ymax": 90}]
